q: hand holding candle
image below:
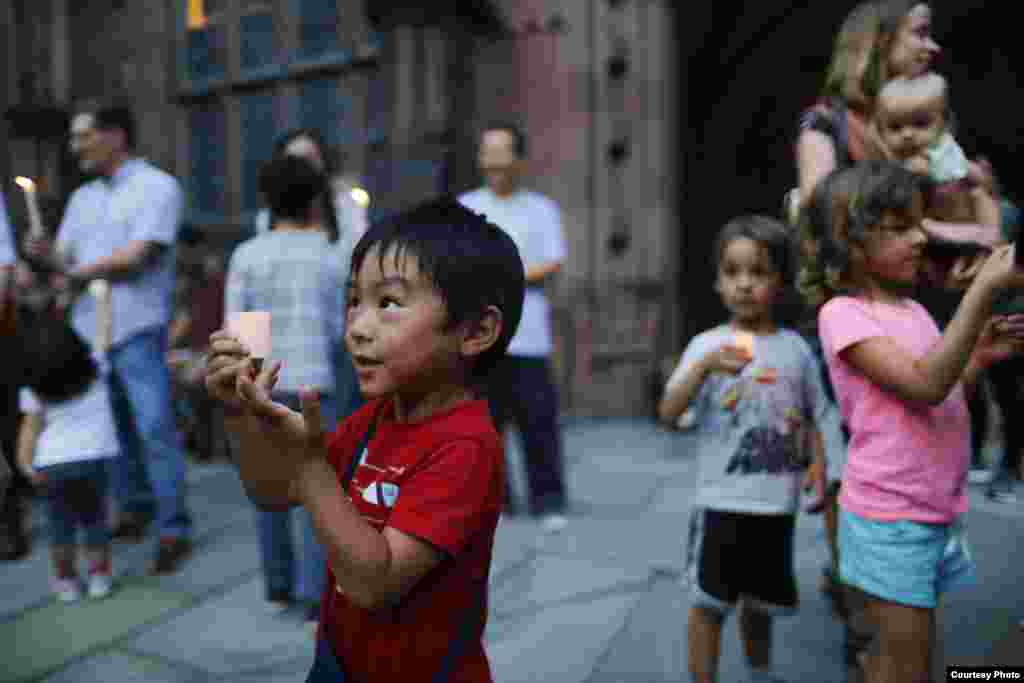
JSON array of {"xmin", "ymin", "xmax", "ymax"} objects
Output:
[
  {"xmin": 14, "ymin": 177, "xmax": 45, "ymax": 239},
  {"xmin": 228, "ymin": 312, "xmax": 272, "ymax": 374},
  {"xmin": 733, "ymin": 331, "xmax": 755, "ymax": 360}
]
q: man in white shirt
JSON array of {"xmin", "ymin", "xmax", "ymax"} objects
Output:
[
  {"xmin": 459, "ymin": 123, "xmax": 569, "ymax": 532},
  {"xmin": 25, "ymin": 102, "xmax": 192, "ymax": 573}
]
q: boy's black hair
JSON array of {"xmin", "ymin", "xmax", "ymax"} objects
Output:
[
  {"xmin": 258, "ymin": 155, "xmax": 328, "ymax": 223},
  {"xmin": 481, "ymin": 121, "xmax": 528, "ymax": 158},
  {"xmin": 18, "ymin": 307, "xmax": 98, "ymax": 404},
  {"xmin": 713, "ymin": 215, "xmax": 798, "ymax": 286},
  {"xmin": 350, "ymin": 196, "xmax": 526, "ymax": 382}
]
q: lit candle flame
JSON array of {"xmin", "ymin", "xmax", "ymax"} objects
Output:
[
  {"xmin": 350, "ymin": 187, "xmax": 370, "ymax": 208},
  {"xmin": 14, "ymin": 176, "xmax": 36, "ymax": 192}
]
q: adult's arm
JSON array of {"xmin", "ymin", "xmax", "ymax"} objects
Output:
[
  {"xmin": 70, "ymin": 175, "xmax": 184, "ymax": 283},
  {"xmin": 15, "ymin": 412, "xmax": 42, "ymax": 481},
  {"xmin": 68, "ymin": 241, "xmax": 164, "ymax": 283},
  {"xmin": 796, "ymin": 129, "xmax": 838, "ymax": 209},
  {"xmin": 971, "ymin": 186, "xmax": 1002, "ymax": 231},
  {"xmin": 526, "ymin": 261, "xmax": 562, "ymax": 284},
  {"xmin": 528, "ymin": 199, "xmax": 568, "ymax": 286}
]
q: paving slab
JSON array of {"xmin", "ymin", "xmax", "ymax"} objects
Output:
[
  {"xmin": 127, "ymin": 577, "xmax": 315, "ymax": 677},
  {"xmin": 531, "ymin": 512, "xmax": 687, "ymax": 575},
  {"xmin": 586, "ymin": 578, "xmax": 689, "ymax": 683},
  {"xmin": 566, "ymin": 467, "xmax": 665, "ymax": 509},
  {"xmin": 575, "ymin": 451, "xmax": 695, "ymax": 478},
  {"xmin": 218, "ymin": 655, "xmax": 316, "ymax": 683},
  {"xmin": 490, "ymin": 517, "xmax": 540, "ymax": 585},
  {"xmin": 1, "ymin": 581, "xmax": 192, "ymax": 683},
  {"xmin": 490, "ymin": 555, "xmax": 650, "ymax": 617},
  {"xmin": 148, "ymin": 532, "xmax": 260, "ymax": 598},
  {"xmin": 39, "ymin": 649, "xmax": 205, "ymax": 683},
  {"xmin": 563, "ymin": 420, "xmax": 678, "ymax": 464},
  {"xmin": 0, "ymin": 546, "xmax": 54, "ymax": 621},
  {"xmin": 486, "ymin": 592, "xmax": 643, "ymax": 683}
]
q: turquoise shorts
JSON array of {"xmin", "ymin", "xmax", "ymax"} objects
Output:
[{"xmin": 838, "ymin": 508, "xmax": 975, "ymax": 608}]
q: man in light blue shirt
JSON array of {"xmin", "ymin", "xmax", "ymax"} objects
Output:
[
  {"xmin": 26, "ymin": 103, "xmax": 192, "ymax": 573},
  {"xmin": 458, "ymin": 122, "xmax": 569, "ymax": 532}
]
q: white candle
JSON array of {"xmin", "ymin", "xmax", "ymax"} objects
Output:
[{"xmin": 14, "ymin": 177, "xmax": 45, "ymax": 239}]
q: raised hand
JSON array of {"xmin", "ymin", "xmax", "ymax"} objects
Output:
[
  {"xmin": 205, "ymin": 330, "xmax": 273, "ymax": 413},
  {"xmin": 235, "ymin": 364, "xmax": 312, "ymax": 461},
  {"xmin": 975, "ymin": 314, "xmax": 1024, "ymax": 367},
  {"xmin": 704, "ymin": 343, "xmax": 753, "ymax": 376},
  {"xmin": 973, "ymin": 244, "xmax": 1024, "ymax": 295}
]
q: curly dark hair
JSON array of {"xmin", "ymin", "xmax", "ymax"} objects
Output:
[{"xmin": 798, "ymin": 160, "xmax": 925, "ymax": 309}]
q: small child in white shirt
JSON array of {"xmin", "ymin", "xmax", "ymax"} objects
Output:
[{"xmin": 16, "ymin": 281, "xmax": 119, "ymax": 602}]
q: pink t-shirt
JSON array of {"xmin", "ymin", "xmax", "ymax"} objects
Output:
[{"xmin": 818, "ymin": 296, "xmax": 970, "ymax": 523}]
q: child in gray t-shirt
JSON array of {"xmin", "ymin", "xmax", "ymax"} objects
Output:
[{"xmin": 658, "ymin": 216, "xmax": 828, "ymax": 683}]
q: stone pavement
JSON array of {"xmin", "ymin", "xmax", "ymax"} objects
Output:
[{"xmin": 2, "ymin": 419, "xmax": 1023, "ymax": 683}]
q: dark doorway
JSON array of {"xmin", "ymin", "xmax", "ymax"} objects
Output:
[{"xmin": 678, "ymin": 1, "xmax": 1024, "ymax": 339}]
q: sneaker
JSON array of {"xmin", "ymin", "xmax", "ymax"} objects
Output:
[
  {"xmin": 148, "ymin": 537, "xmax": 192, "ymax": 575},
  {"xmin": 53, "ymin": 577, "xmax": 81, "ymax": 603},
  {"xmin": 111, "ymin": 512, "xmax": 150, "ymax": 544},
  {"xmin": 264, "ymin": 589, "xmax": 292, "ymax": 614},
  {"xmin": 987, "ymin": 490, "xmax": 1018, "ymax": 504},
  {"xmin": 540, "ymin": 514, "xmax": 569, "ymax": 534},
  {"xmin": 87, "ymin": 572, "xmax": 113, "ymax": 599}
]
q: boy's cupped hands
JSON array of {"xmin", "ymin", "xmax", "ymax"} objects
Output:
[{"xmin": 206, "ymin": 330, "xmax": 328, "ymax": 469}]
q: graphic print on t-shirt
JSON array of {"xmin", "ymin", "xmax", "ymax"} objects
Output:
[
  {"xmin": 719, "ymin": 369, "xmax": 811, "ymax": 476},
  {"xmin": 349, "ymin": 446, "xmax": 402, "ymax": 528}
]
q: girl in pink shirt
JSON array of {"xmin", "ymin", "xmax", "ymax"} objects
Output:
[{"xmin": 800, "ymin": 160, "xmax": 1024, "ymax": 683}]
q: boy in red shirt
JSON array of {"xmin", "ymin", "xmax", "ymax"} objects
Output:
[{"xmin": 206, "ymin": 198, "xmax": 525, "ymax": 682}]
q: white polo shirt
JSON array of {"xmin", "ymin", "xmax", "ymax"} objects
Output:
[{"xmin": 458, "ymin": 187, "xmax": 567, "ymax": 358}]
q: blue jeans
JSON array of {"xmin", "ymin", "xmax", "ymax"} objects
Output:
[
  {"xmin": 41, "ymin": 459, "xmax": 110, "ymax": 547},
  {"xmin": 106, "ymin": 327, "xmax": 192, "ymax": 539},
  {"xmin": 257, "ymin": 392, "xmax": 339, "ymax": 603}
]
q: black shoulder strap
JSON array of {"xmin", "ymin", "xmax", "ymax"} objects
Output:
[{"xmin": 341, "ymin": 411, "xmax": 377, "ymax": 489}]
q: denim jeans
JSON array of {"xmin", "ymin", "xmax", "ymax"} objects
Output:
[
  {"xmin": 106, "ymin": 326, "xmax": 192, "ymax": 539},
  {"xmin": 41, "ymin": 459, "xmax": 110, "ymax": 547},
  {"xmin": 257, "ymin": 392, "xmax": 339, "ymax": 603}
]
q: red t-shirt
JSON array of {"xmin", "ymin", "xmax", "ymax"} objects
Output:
[{"xmin": 321, "ymin": 398, "xmax": 504, "ymax": 683}]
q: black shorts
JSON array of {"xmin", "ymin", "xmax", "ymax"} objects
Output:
[{"xmin": 685, "ymin": 507, "xmax": 798, "ymax": 616}]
